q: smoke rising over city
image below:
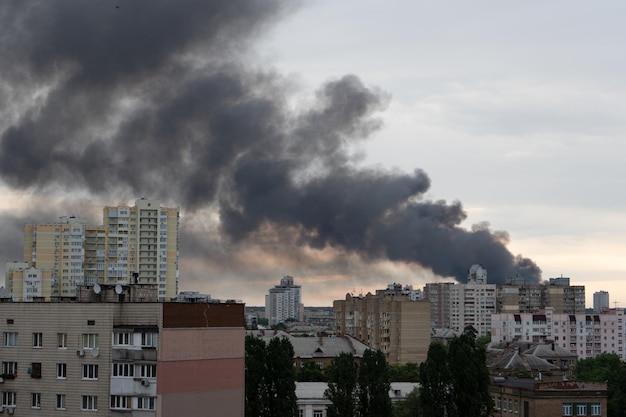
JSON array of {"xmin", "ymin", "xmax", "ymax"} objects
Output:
[{"xmin": 0, "ymin": 0, "xmax": 541, "ymax": 299}]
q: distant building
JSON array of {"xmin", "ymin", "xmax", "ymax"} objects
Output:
[
  {"xmin": 491, "ymin": 307, "xmax": 625, "ymax": 360},
  {"xmin": 296, "ymin": 382, "xmax": 420, "ymax": 417},
  {"xmin": 376, "ymin": 283, "xmax": 423, "ymax": 300},
  {"xmin": 0, "ymin": 284, "xmax": 244, "ymax": 417},
  {"xmin": 593, "ymin": 291, "xmax": 610, "ymax": 313},
  {"xmin": 249, "ymin": 330, "xmax": 370, "ymax": 370},
  {"xmin": 489, "ymin": 377, "xmax": 607, "ymax": 417},
  {"xmin": 265, "ymin": 275, "xmax": 303, "ymax": 326},
  {"xmin": 424, "ymin": 282, "xmax": 454, "ymax": 328},
  {"xmin": 333, "ymin": 292, "xmax": 430, "ymax": 365},
  {"xmin": 12, "ymin": 198, "xmax": 180, "ymax": 301},
  {"xmin": 449, "ymin": 264, "xmax": 496, "ymax": 337},
  {"xmin": 497, "ymin": 276, "xmax": 585, "ymax": 314}
]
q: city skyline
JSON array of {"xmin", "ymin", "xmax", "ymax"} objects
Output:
[{"xmin": 1, "ymin": 1, "xmax": 626, "ymax": 307}]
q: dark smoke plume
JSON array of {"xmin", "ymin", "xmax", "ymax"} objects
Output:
[{"xmin": 0, "ymin": 0, "xmax": 541, "ymax": 285}]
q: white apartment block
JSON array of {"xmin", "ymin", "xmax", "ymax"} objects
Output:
[
  {"xmin": 491, "ymin": 307, "xmax": 625, "ymax": 360},
  {"xmin": 449, "ymin": 264, "xmax": 496, "ymax": 337},
  {"xmin": 265, "ymin": 276, "xmax": 303, "ymax": 325},
  {"xmin": 12, "ymin": 198, "xmax": 179, "ymax": 301}
]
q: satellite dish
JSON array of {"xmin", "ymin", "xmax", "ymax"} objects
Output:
[
  {"xmin": 115, "ymin": 284, "xmax": 123, "ymax": 295},
  {"xmin": 92, "ymin": 347, "xmax": 100, "ymax": 358},
  {"xmin": 93, "ymin": 284, "xmax": 101, "ymax": 295}
]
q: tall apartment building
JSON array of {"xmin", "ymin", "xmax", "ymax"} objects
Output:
[
  {"xmin": 265, "ymin": 276, "xmax": 303, "ymax": 325},
  {"xmin": 491, "ymin": 307, "xmax": 625, "ymax": 360},
  {"xmin": 11, "ymin": 199, "xmax": 179, "ymax": 301},
  {"xmin": 333, "ymin": 292, "xmax": 430, "ymax": 365},
  {"xmin": 102, "ymin": 199, "xmax": 180, "ymax": 300},
  {"xmin": 497, "ymin": 277, "xmax": 585, "ymax": 314},
  {"xmin": 593, "ymin": 291, "xmax": 610, "ymax": 313},
  {"xmin": 0, "ymin": 285, "xmax": 244, "ymax": 417},
  {"xmin": 424, "ymin": 282, "xmax": 453, "ymax": 328},
  {"xmin": 448, "ymin": 264, "xmax": 496, "ymax": 337}
]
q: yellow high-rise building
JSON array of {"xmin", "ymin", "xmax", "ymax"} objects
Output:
[{"xmin": 11, "ymin": 199, "xmax": 179, "ymax": 301}]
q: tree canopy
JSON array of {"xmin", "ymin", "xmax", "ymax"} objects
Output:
[
  {"xmin": 420, "ymin": 330, "xmax": 493, "ymax": 417},
  {"xmin": 576, "ymin": 353, "xmax": 626, "ymax": 417},
  {"xmin": 245, "ymin": 335, "xmax": 297, "ymax": 417}
]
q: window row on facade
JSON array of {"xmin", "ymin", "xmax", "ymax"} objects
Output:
[
  {"xmin": 2, "ymin": 331, "xmax": 157, "ymax": 349},
  {"xmin": 1, "ymin": 362, "xmax": 156, "ymax": 379},
  {"xmin": 0, "ymin": 392, "xmax": 156, "ymax": 411}
]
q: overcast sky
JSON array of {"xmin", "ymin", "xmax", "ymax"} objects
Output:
[{"xmin": 1, "ymin": 1, "xmax": 625, "ymax": 307}]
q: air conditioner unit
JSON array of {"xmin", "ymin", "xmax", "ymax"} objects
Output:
[
  {"xmin": 141, "ymin": 379, "xmax": 150, "ymax": 386},
  {"xmin": 77, "ymin": 349, "xmax": 85, "ymax": 357}
]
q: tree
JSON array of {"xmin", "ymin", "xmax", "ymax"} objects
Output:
[
  {"xmin": 266, "ymin": 337, "xmax": 298, "ymax": 417},
  {"xmin": 325, "ymin": 352, "xmax": 359, "ymax": 417},
  {"xmin": 576, "ymin": 353, "xmax": 626, "ymax": 417},
  {"xmin": 419, "ymin": 342, "xmax": 451, "ymax": 417},
  {"xmin": 389, "ymin": 362, "xmax": 420, "ymax": 382},
  {"xmin": 298, "ymin": 361, "xmax": 327, "ymax": 382},
  {"xmin": 358, "ymin": 349, "xmax": 392, "ymax": 417},
  {"xmin": 245, "ymin": 335, "xmax": 297, "ymax": 417},
  {"xmin": 447, "ymin": 332, "xmax": 493, "ymax": 417},
  {"xmin": 393, "ymin": 387, "xmax": 421, "ymax": 417},
  {"xmin": 245, "ymin": 335, "xmax": 269, "ymax": 417}
]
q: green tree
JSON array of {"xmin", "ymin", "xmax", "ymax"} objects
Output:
[
  {"xmin": 393, "ymin": 387, "xmax": 421, "ymax": 417},
  {"xmin": 447, "ymin": 332, "xmax": 493, "ymax": 417},
  {"xmin": 576, "ymin": 353, "xmax": 626, "ymax": 417},
  {"xmin": 389, "ymin": 362, "xmax": 420, "ymax": 382},
  {"xmin": 325, "ymin": 352, "xmax": 359, "ymax": 417},
  {"xmin": 298, "ymin": 361, "xmax": 327, "ymax": 382},
  {"xmin": 266, "ymin": 337, "xmax": 298, "ymax": 417},
  {"xmin": 358, "ymin": 349, "xmax": 392, "ymax": 417},
  {"xmin": 245, "ymin": 335, "xmax": 269, "ymax": 417},
  {"xmin": 419, "ymin": 342, "xmax": 451, "ymax": 417},
  {"xmin": 245, "ymin": 335, "xmax": 297, "ymax": 417}
]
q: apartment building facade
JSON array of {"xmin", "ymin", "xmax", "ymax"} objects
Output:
[
  {"xmin": 10, "ymin": 198, "xmax": 179, "ymax": 301},
  {"xmin": 333, "ymin": 293, "xmax": 430, "ymax": 365},
  {"xmin": 449, "ymin": 264, "xmax": 497, "ymax": 337},
  {"xmin": 497, "ymin": 277, "xmax": 585, "ymax": 314},
  {"xmin": 0, "ymin": 286, "xmax": 244, "ymax": 417},
  {"xmin": 265, "ymin": 276, "xmax": 303, "ymax": 326},
  {"xmin": 491, "ymin": 308, "xmax": 625, "ymax": 360}
]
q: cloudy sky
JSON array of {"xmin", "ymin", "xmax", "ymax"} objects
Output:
[{"xmin": 1, "ymin": 0, "xmax": 625, "ymax": 307}]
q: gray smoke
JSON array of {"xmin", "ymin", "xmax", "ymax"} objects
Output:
[{"xmin": 0, "ymin": 0, "xmax": 540, "ymax": 285}]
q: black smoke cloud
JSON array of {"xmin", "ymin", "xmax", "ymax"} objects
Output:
[{"xmin": 0, "ymin": 0, "xmax": 540, "ymax": 286}]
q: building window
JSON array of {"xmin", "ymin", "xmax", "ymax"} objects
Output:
[
  {"xmin": 577, "ymin": 403, "xmax": 588, "ymax": 416},
  {"xmin": 497, "ymin": 398, "xmax": 501, "ymax": 410},
  {"xmin": 137, "ymin": 397, "xmax": 156, "ymax": 410},
  {"xmin": 56, "ymin": 363, "xmax": 67, "ymax": 379},
  {"xmin": 3, "ymin": 332, "xmax": 18, "ymax": 347},
  {"xmin": 82, "ymin": 333, "xmax": 98, "ymax": 349},
  {"xmin": 58, "ymin": 333, "xmax": 67, "ymax": 349},
  {"xmin": 298, "ymin": 409, "xmax": 304, "ymax": 417},
  {"xmin": 563, "ymin": 403, "xmax": 573, "ymax": 416},
  {"xmin": 591, "ymin": 403, "xmax": 601, "ymax": 416},
  {"xmin": 110, "ymin": 395, "xmax": 129, "ymax": 410},
  {"xmin": 31, "ymin": 392, "xmax": 41, "ymax": 408},
  {"xmin": 112, "ymin": 363, "xmax": 134, "ymax": 377},
  {"xmin": 31, "ymin": 362, "xmax": 42, "ymax": 378},
  {"xmin": 56, "ymin": 394, "xmax": 66, "ymax": 410},
  {"xmin": 113, "ymin": 331, "xmax": 132, "ymax": 346},
  {"xmin": 313, "ymin": 410, "xmax": 323, "ymax": 417},
  {"xmin": 1, "ymin": 392, "xmax": 15, "ymax": 407},
  {"xmin": 139, "ymin": 364, "xmax": 157, "ymax": 378},
  {"xmin": 2, "ymin": 362, "xmax": 17, "ymax": 377},
  {"xmin": 82, "ymin": 364, "xmax": 99, "ymax": 380},
  {"xmin": 514, "ymin": 399, "xmax": 519, "ymax": 413},
  {"xmin": 32, "ymin": 332, "xmax": 43, "ymax": 348},
  {"xmin": 141, "ymin": 332, "xmax": 157, "ymax": 347},
  {"xmin": 82, "ymin": 395, "xmax": 98, "ymax": 411}
]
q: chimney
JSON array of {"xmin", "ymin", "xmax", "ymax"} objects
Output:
[
  {"xmin": 318, "ymin": 332, "xmax": 324, "ymax": 346},
  {"xmin": 551, "ymin": 343, "xmax": 555, "ymax": 351}
]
